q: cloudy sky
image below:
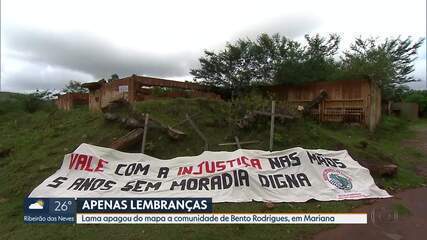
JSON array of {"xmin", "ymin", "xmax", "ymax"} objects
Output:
[{"xmin": 1, "ymin": 0, "xmax": 426, "ymax": 92}]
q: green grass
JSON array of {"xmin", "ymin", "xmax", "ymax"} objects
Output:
[{"xmin": 0, "ymin": 93, "xmax": 426, "ymax": 240}]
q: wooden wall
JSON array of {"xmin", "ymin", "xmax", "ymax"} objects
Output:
[
  {"xmin": 367, "ymin": 80, "xmax": 382, "ymax": 131},
  {"xmin": 85, "ymin": 75, "xmax": 221, "ymax": 112},
  {"xmin": 391, "ymin": 102, "xmax": 419, "ymax": 120},
  {"xmin": 268, "ymin": 79, "xmax": 381, "ymax": 130},
  {"xmin": 55, "ymin": 93, "xmax": 89, "ymax": 111},
  {"xmin": 87, "ymin": 78, "xmax": 133, "ymax": 111}
]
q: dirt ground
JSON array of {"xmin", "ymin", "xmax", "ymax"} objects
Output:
[
  {"xmin": 402, "ymin": 127, "xmax": 427, "ymax": 155},
  {"xmin": 403, "ymin": 127, "xmax": 427, "ymax": 178},
  {"xmin": 313, "ymin": 126, "xmax": 427, "ymax": 240}
]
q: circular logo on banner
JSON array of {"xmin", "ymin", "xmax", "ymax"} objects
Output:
[{"xmin": 323, "ymin": 168, "xmax": 353, "ymax": 191}]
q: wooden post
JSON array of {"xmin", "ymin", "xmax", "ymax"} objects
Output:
[
  {"xmin": 171, "ymin": 112, "xmax": 201, "ymax": 128},
  {"xmin": 269, "ymin": 101, "xmax": 276, "ymax": 152},
  {"xmin": 218, "ymin": 140, "xmax": 259, "ymax": 147},
  {"xmin": 110, "ymin": 128, "xmax": 144, "ymax": 150},
  {"xmin": 368, "ymin": 80, "xmax": 378, "ymax": 132},
  {"xmin": 141, "ymin": 113, "xmax": 149, "ymax": 153},
  {"xmin": 186, "ymin": 114, "xmax": 209, "ymax": 151},
  {"xmin": 387, "ymin": 101, "xmax": 391, "ymax": 115},
  {"xmin": 320, "ymin": 101, "xmax": 324, "ymax": 122},
  {"xmin": 234, "ymin": 136, "xmax": 241, "ymax": 149}
]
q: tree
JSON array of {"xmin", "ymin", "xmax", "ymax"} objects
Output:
[
  {"xmin": 24, "ymin": 90, "xmax": 56, "ymax": 113},
  {"xmin": 191, "ymin": 33, "xmax": 424, "ymax": 101},
  {"xmin": 381, "ymin": 84, "xmax": 410, "ymax": 102},
  {"xmin": 109, "ymin": 73, "xmax": 120, "ymax": 82},
  {"xmin": 190, "ymin": 33, "xmax": 342, "ymax": 90},
  {"xmin": 403, "ymin": 90, "xmax": 427, "ymax": 116},
  {"xmin": 276, "ymin": 34, "xmax": 341, "ymax": 84},
  {"xmin": 63, "ymin": 80, "xmax": 88, "ymax": 93},
  {"xmin": 190, "ymin": 39, "xmax": 257, "ymax": 93},
  {"xmin": 341, "ymin": 36, "xmax": 424, "ymax": 87},
  {"xmin": 251, "ymin": 33, "xmax": 304, "ymax": 84}
]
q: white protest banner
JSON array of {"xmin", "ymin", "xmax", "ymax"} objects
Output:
[{"xmin": 29, "ymin": 143, "xmax": 390, "ymax": 202}]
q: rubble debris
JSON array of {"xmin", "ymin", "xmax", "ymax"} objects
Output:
[
  {"xmin": 110, "ymin": 128, "xmax": 144, "ymax": 150},
  {"xmin": 101, "ymin": 98, "xmax": 132, "ymax": 113},
  {"xmin": 167, "ymin": 127, "xmax": 185, "ymax": 140},
  {"xmin": 104, "ymin": 112, "xmax": 119, "ymax": 121},
  {"xmin": 102, "ymin": 99, "xmax": 185, "ymax": 139},
  {"xmin": 170, "ymin": 112, "xmax": 202, "ymax": 128},
  {"xmin": 122, "ymin": 117, "xmax": 145, "ymax": 129},
  {"xmin": 236, "ymin": 109, "xmax": 295, "ymax": 129},
  {"xmin": 253, "ymin": 110, "xmax": 294, "ymax": 120},
  {"xmin": 165, "ymin": 112, "xmax": 202, "ymax": 140},
  {"xmin": 376, "ymin": 164, "xmax": 399, "ymax": 177},
  {"xmin": 361, "ymin": 162, "xmax": 399, "ymax": 178}
]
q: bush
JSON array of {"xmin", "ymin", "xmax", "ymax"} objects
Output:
[
  {"xmin": 375, "ymin": 116, "xmax": 408, "ymax": 136},
  {"xmin": 0, "ymin": 93, "xmax": 25, "ymax": 114},
  {"xmin": 21, "ymin": 90, "xmax": 56, "ymax": 113},
  {"xmin": 404, "ymin": 90, "xmax": 427, "ymax": 116},
  {"xmin": 23, "ymin": 95, "xmax": 43, "ymax": 113}
]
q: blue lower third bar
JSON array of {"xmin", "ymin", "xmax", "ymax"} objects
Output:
[{"xmin": 77, "ymin": 198, "xmax": 213, "ymax": 213}]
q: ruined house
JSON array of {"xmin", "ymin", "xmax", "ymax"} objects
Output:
[
  {"xmin": 267, "ymin": 79, "xmax": 381, "ymax": 131},
  {"xmin": 82, "ymin": 75, "xmax": 220, "ymax": 112},
  {"xmin": 390, "ymin": 102, "xmax": 419, "ymax": 120},
  {"xmin": 55, "ymin": 93, "xmax": 89, "ymax": 111}
]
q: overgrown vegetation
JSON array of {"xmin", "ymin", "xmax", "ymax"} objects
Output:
[
  {"xmin": 1, "ymin": 93, "xmax": 426, "ymax": 240},
  {"xmin": 0, "ymin": 92, "xmax": 55, "ymax": 114},
  {"xmin": 190, "ymin": 33, "xmax": 424, "ymax": 100},
  {"xmin": 382, "ymin": 87, "xmax": 427, "ymax": 116},
  {"xmin": 62, "ymin": 80, "xmax": 88, "ymax": 94},
  {"xmin": 403, "ymin": 89, "xmax": 427, "ymax": 116},
  {"xmin": 151, "ymin": 86, "xmax": 191, "ymax": 98}
]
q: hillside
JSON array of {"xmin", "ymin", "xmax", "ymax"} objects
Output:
[{"xmin": 1, "ymin": 92, "xmax": 426, "ymax": 240}]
